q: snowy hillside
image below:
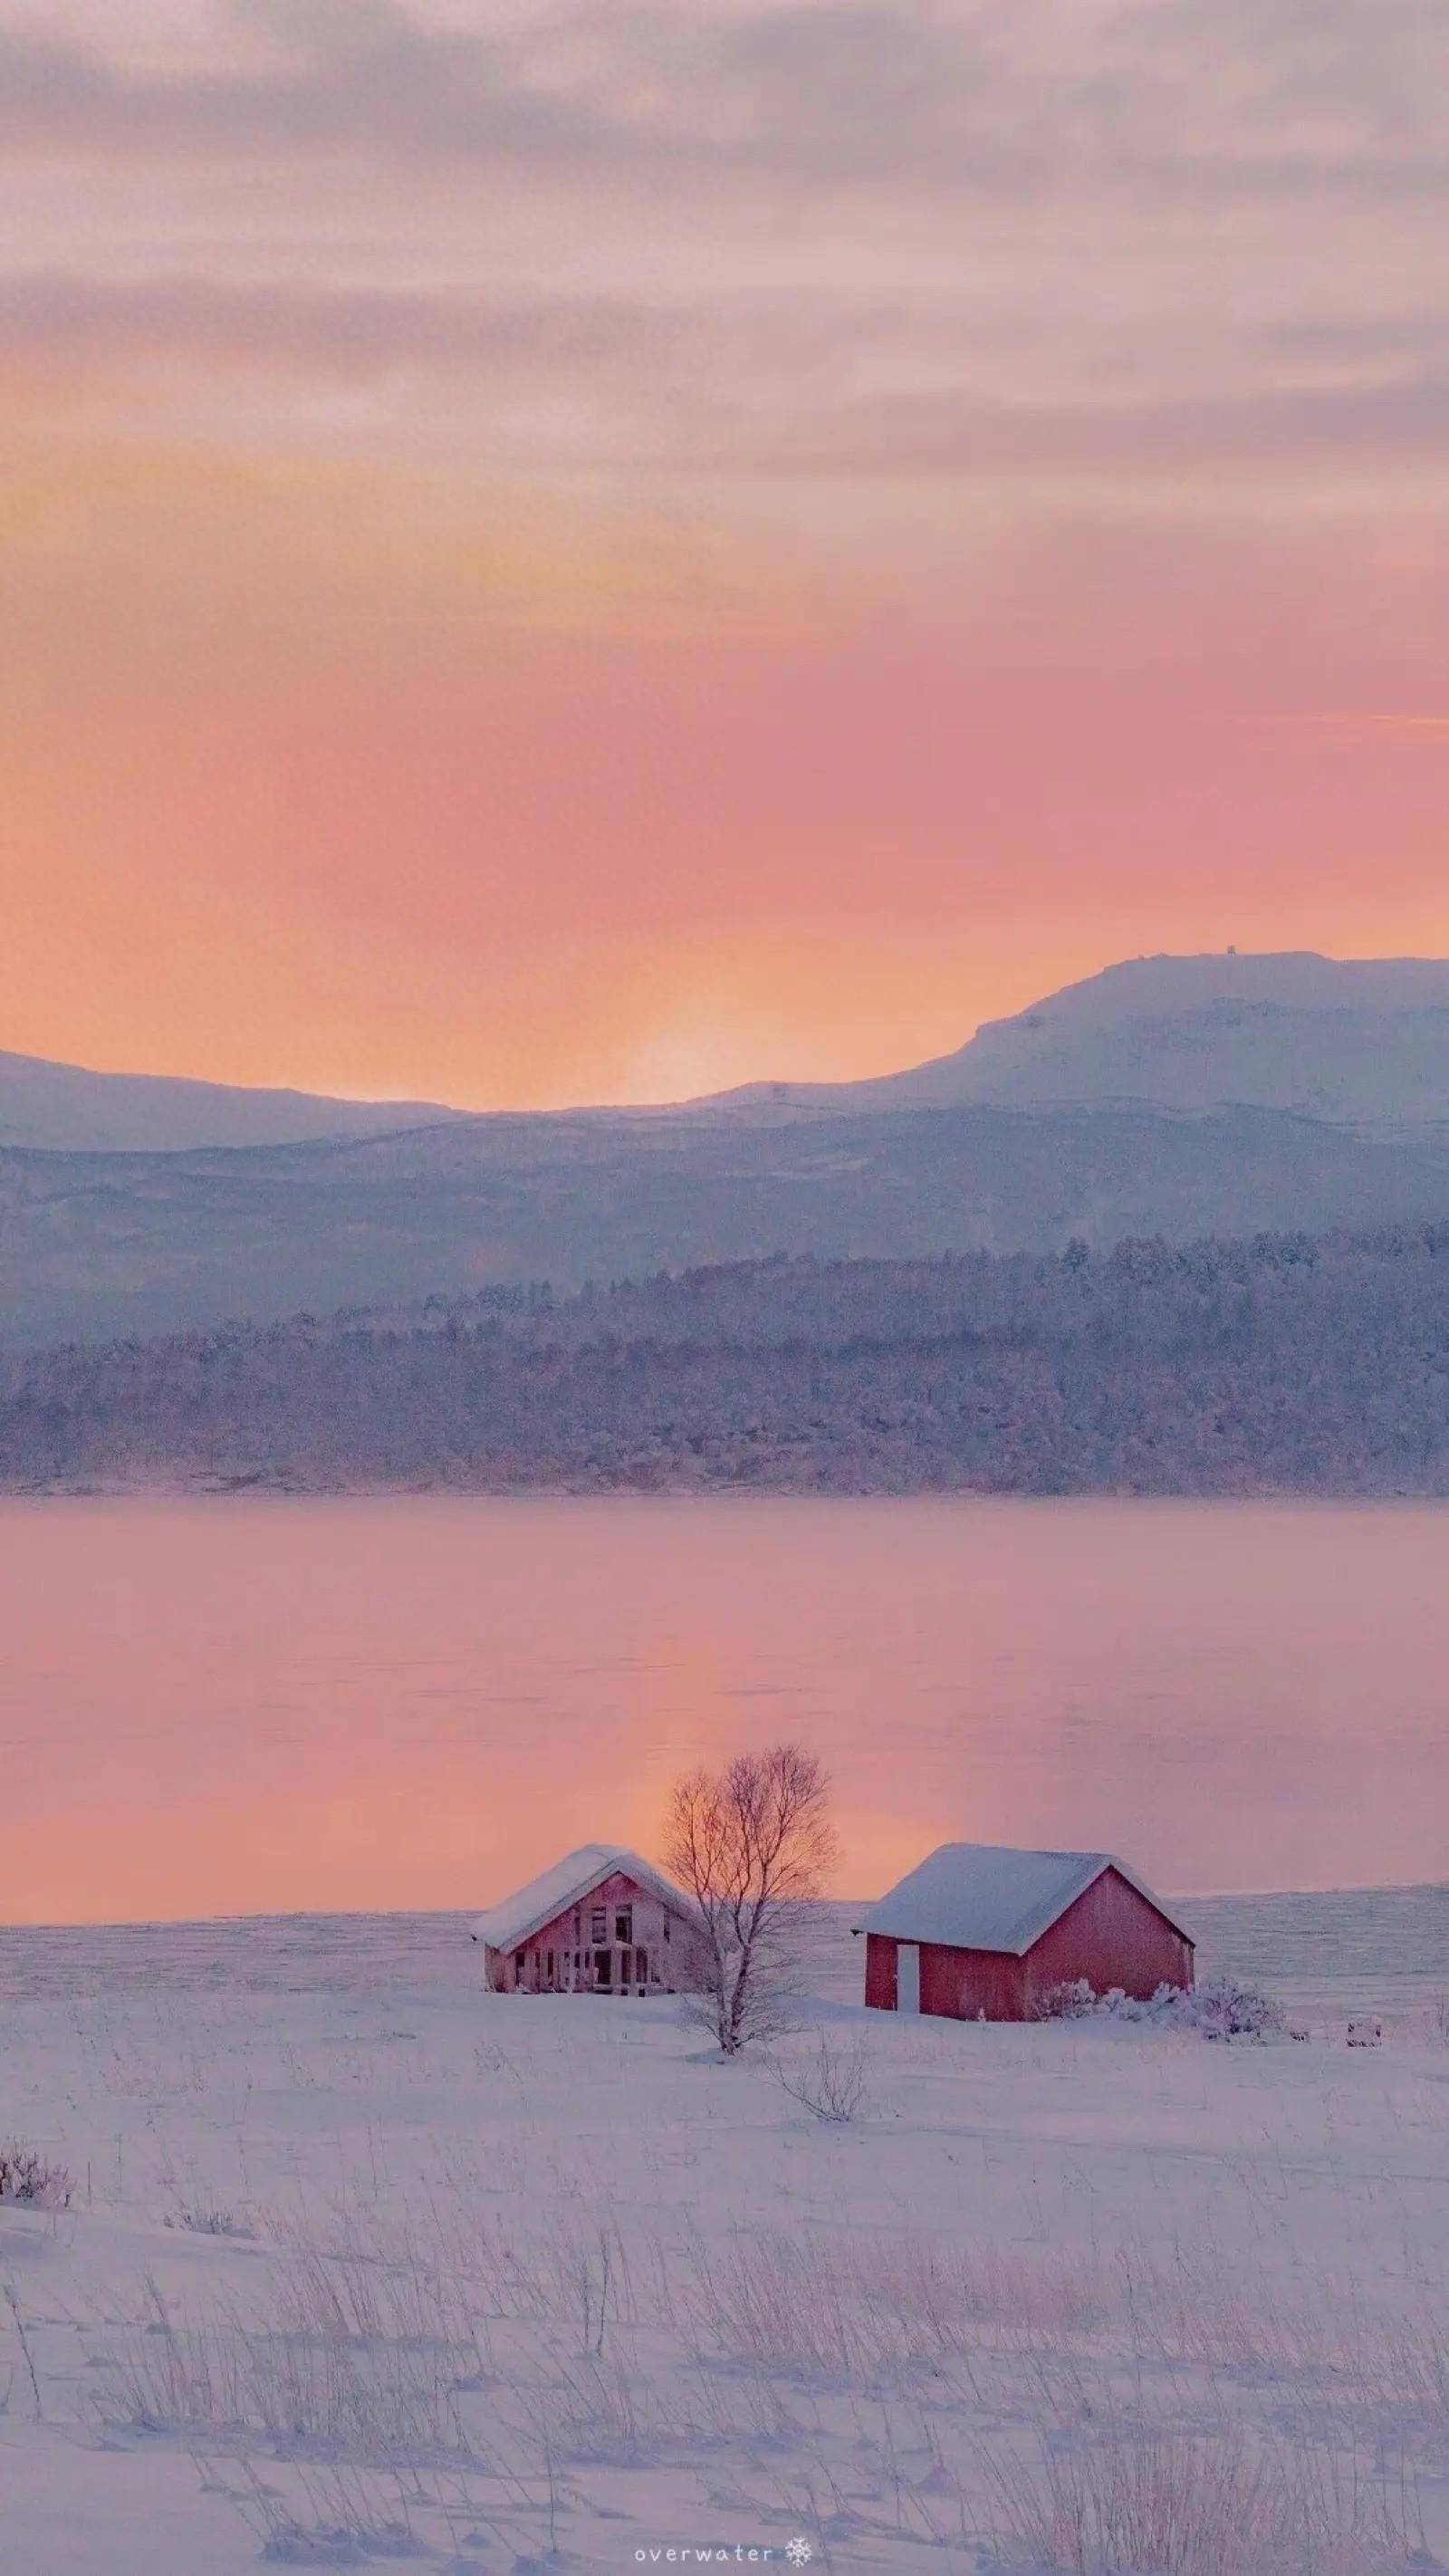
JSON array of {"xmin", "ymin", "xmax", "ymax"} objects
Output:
[
  {"xmin": 0, "ymin": 1047, "xmax": 461, "ymax": 1152},
  {"xmin": 12, "ymin": 1227, "xmax": 1449, "ymax": 1494},
  {"xmin": 11, "ymin": 956, "xmax": 1449, "ymax": 1341},
  {"xmin": 712, "ymin": 953, "xmax": 1449, "ymax": 1126},
  {"xmin": 14, "ymin": 954, "xmax": 1449, "ymax": 1155},
  {"xmin": 13, "ymin": 1110, "xmax": 1449, "ymax": 1347}
]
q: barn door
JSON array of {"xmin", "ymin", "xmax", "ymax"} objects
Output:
[{"xmin": 897, "ymin": 1943, "xmax": 921, "ymax": 2014}]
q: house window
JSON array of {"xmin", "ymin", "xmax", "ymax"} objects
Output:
[
  {"xmin": 619, "ymin": 1947, "xmax": 632, "ymax": 1986},
  {"xmin": 635, "ymin": 1946, "xmax": 648, "ymax": 1985},
  {"xmin": 663, "ymin": 1916, "xmax": 671, "ymax": 1943},
  {"xmin": 590, "ymin": 1908, "xmax": 607, "ymax": 1943},
  {"xmin": 614, "ymin": 1907, "xmax": 633, "ymax": 1944},
  {"xmin": 546, "ymin": 1950, "xmax": 555, "ymax": 1985}
]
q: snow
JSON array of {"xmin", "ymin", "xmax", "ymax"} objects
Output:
[
  {"xmin": 853, "ymin": 1842, "xmax": 1188, "ymax": 1956},
  {"xmin": 469, "ymin": 1844, "xmax": 694, "ymax": 1954},
  {"xmin": 0, "ymin": 1888, "xmax": 1445, "ymax": 2573}
]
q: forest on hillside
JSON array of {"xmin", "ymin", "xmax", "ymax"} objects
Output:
[{"xmin": 4, "ymin": 1226, "xmax": 1449, "ymax": 1495}]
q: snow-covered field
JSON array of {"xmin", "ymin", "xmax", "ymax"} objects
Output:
[{"xmin": 2, "ymin": 1889, "xmax": 1447, "ymax": 2573}]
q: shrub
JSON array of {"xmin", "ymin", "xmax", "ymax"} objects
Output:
[
  {"xmin": 1180, "ymin": 1975, "xmax": 1287, "ymax": 2042},
  {"xmin": 1033, "ymin": 1978, "xmax": 1098, "ymax": 2021},
  {"xmin": 772, "ymin": 2032, "xmax": 873, "ymax": 2122},
  {"xmin": 1032, "ymin": 1976, "xmax": 1287, "ymax": 2042},
  {"xmin": 0, "ymin": 2140, "xmax": 72, "ymax": 2208}
]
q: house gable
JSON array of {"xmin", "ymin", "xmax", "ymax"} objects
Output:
[{"xmin": 471, "ymin": 1843, "xmax": 696, "ymax": 1955}]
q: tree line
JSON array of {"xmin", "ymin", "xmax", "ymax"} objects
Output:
[{"xmin": 4, "ymin": 1225, "xmax": 1449, "ymax": 1494}]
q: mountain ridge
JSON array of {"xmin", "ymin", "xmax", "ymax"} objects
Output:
[
  {"xmin": 691, "ymin": 952, "xmax": 1449, "ymax": 1125},
  {"xmin": 11, "ymin": 950, "xmax": 1449, "ymax": 1149},
  {"xmin": 8, "ymin": 951, "xmax": 1449, "ymax": 1343},
  {"xmin": 0, "ymin": 1046, "xmax": 466, "ymax": 1154}
]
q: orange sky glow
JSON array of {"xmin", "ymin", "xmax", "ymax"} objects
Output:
[{"xmin": 3, "ymin": 1, "xmax": 1448, "ymax": 1108}]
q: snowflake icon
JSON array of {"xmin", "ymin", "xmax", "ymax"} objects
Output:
[{"xmin": 784, "ymin": 2543, "xmax": 813, "ymax": 2569}]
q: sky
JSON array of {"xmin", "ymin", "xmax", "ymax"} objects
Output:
[{"xmin": 3, "ymin": 0, "xmax": 1448, "ymax": 1110}]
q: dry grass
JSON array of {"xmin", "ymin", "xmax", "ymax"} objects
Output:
[
  {"xmin": 86, "ymin": 2171, "xmax": 1444, "ymax": 2570},
  {"xmin": 980, "ymin": 2421, "xmax": 1421, "ymax": 2574},
  {"xmin": 681, "ymin": 2224, "xmax": 1111, "ymax": 2379}
]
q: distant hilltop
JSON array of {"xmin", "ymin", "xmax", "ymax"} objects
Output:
[
  {"xmin": 7, "ymin": 951, "xmax": 1449, "ymax": 1151},
  {"xmin": 698, "ymin": 952, "xmax": 1449, "ymax": 1128},
  {"xmin": 0, "ymin": 1046, "xmax": 463, "ymax": 1155},
  {"xmin": 9, "ymin": 953, "xmax": 1449, "ymax": 1345}
]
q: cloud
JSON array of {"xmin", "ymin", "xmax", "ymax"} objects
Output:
[
  {"xmin": 1, "ymin": 5, "xmax": 1445, "ymax": 569},
  {"xmin": 3, "ymin": 2, "xmax": 1445, "ymax": 516},
  {"xmin": 1, "ymin": 0, "xmax": 1445, "ymax": 204},
  {"xmin": 5, "ymin": 265, "xmax": 1448, "ymax": 502},
  {"xmin": 0, "ymin": 270, "xmax": 694, "ymax": 378},
  {"xmin": 1296, "ymin": 713, "xmax": 1449, "ymax": 744}
]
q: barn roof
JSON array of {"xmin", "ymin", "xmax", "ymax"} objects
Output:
[
  {"xmin": 853, "ymin": 1843, "xmax": 1192, "ymax": 1956},
  {"xmin": 470, "ymin": 1845, "xmax": 696, "ymax": 1953}
]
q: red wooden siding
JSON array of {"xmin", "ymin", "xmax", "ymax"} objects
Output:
[
  {"xmin": 868, "ymin": 1936, "xmax": 1027, "ymax": 2019},
  {"xmin": 1022, "ymin": 1866, "xmax": 1193, "ymax": 2010},
  {"xmin": 923, "ymin": 1944, "xmax": 1027, "ymax": 2019},
  {"xmin": 863, "ymin": 1866, "xmax": 1193, "ymax": 2023},
  {"xmin": 863, "ymin": 1934, "xmax": 896, "ymax": 2009}
]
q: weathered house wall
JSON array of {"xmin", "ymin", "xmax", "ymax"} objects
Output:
[{"xmin": 491, "ymin": 1870, "xmax": 707, "ymax": 1994}]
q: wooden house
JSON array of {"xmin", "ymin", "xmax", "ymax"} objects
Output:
[
  {"xmin": 855, "ymin": 1842, "xmax": 1193, "ymax": 2022},
  {"xmin": 471, "ymin": 1844, "xmax": 709, "ymax": 1996}
]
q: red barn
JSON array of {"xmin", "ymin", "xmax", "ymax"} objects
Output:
[
  {"xmin": 471, "ymin": 1844, "xmax": 710, "ymax": 1996},
  {"xmin": 856, "ymin": 1842, "xmax": 1194, "ymax": 2023}
]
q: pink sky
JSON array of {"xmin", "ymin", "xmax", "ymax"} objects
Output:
[{"xmin": 3, "ymin": 0, "xmax": 1447, "ymax": 1108}]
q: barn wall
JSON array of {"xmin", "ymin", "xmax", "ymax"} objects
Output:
[
  {"xmin": 864, "ymin": 1934, "xmax": 896, "ymax": 2009},
  {"xmin": 864, "ymin": 1933, "xmax": 1025, "ymax": 2019},
  {"xmin": 921, "ymin": 1944, "xmax": 1027, "ymax": 2020},
  {"xmin": 1022, "ymin": 1868, "xmax": 1194, "ymax": 2008}
]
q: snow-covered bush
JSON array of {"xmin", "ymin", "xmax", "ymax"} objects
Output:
[
  {"xmin": 1178, "ymin": 1975, "xmax": 1287, "ymax": 2042},
  {"xmin": 1032, "ymin": 1976, "xmax": 1287, "ymax": 2042},
  {"xmin": 1033, "ymin": 1978, "xmax": 1098, "ymax": 2021},
  {"xmin": 0, "ymin": 2139, "xmax": 72, "ymax": 2207}
]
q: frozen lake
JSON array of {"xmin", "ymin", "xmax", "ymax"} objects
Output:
[{"xmin": 2, "ymin": 1495, "xmax": 1445, "ymax": 1923}]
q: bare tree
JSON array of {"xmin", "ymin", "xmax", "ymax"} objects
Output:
[{"xmin": 664, "ymin": 1743, "xmax": 838, "ymax": 2054}]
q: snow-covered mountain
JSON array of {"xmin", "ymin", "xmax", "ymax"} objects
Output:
[
  {"xmin": 9, "ymin": 954, "xmax": 1449, "ymax": 1152},
  {"xmin": 0, "ymin": 1048, "xmax": 461, "ymax": 1151},
  {"xmin": 9, "ymin": 955, "xmax": 1449, "ymax": 1342},
  {"xmin": 705, "ymin": 953, "xmax": 1449, "ymax": 1128}
]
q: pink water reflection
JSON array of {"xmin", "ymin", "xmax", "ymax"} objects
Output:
[{"xmin": 1, "ymin": 1497, "xmax": 1444, "ymax": 1924}]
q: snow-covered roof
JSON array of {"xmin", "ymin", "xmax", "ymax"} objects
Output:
[
  {"xmin": 853, "ymin": 1843, "xmax": 1192, "ymax": 1956},
  {"xmin": 470, "ymin": 1845, "xmax": 696, "ymax": 1953}
]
